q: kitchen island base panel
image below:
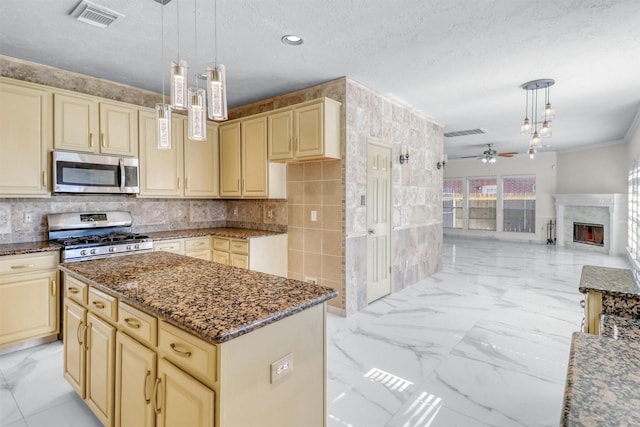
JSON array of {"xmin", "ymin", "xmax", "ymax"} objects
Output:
[{"xmin": 217, "ymin": 303, "xmax": 326, "ymax": 427}]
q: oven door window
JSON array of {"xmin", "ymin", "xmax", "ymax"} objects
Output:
[{"xmin": 57, "ymin": 161, "xmax": 119, "ymax": 187}]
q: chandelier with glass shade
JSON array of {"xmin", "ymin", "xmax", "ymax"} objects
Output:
[{"xmin": 519, "ymin": 78, "xmax": 555, "ymax": 158}]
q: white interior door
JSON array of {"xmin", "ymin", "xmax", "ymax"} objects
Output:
[{"xmin": 367, "ymin": 141, "xmax": 392, "ymax": 303}]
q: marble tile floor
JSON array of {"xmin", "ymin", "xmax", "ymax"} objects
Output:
[{"xmin": 0, "ymin": 237, "xmax": 631, "ymax": 427}]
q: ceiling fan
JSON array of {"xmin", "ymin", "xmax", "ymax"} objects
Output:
[{"xmin": 460, "ymin": 144, "xmax": 518, "ymax": 163}]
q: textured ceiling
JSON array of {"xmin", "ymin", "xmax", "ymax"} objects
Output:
[{"xmin": 1, "ymin": 0, "xmax": 639, "ymax": 159}]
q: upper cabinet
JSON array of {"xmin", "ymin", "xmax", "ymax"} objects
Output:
[
  {"xmin": 54, "ymin": 91, "xmax": 138, "ymax": 157},
  {"xmin": 0, "ymin": 78, "xmax": 52, "ymax": 197},
  {"xmin": 138, "ymin": 110, "xmax": 219, "ymax": 198},
  {"xmin": 267, "ymin": 97, "xmax": 341, "ymax": 162}
]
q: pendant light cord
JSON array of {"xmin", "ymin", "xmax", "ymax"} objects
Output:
[
  {"xmin": 194, "ymin": 0, "xmax": 198, "ymax": 88},
  {"xmin": 161, "ymin": 3, "xmax": 166, "ymax": 105},
  {"xmin": 176, "ymin": 0, "xmax": 181, "ymax": 62},
  {"xmin": 214, "ymin": 0, "xmax": 218, "ymax": 66}
]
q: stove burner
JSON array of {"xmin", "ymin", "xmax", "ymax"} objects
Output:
[{"xmin": 55, "ymin": 233, "xmax": 151, "ymax": 248}]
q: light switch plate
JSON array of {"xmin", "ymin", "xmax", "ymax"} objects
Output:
[{"xmin": 270, "ymin": 353, "xmax": 293, "ymax": 384}]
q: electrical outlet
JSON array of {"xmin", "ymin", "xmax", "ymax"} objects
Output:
[
  {"xmin": 270, "ymin": 353, "xmax": 293, "ymax": 384},
  {"xmin": 305, "ymin": 277, "xmax": 318, "ymax": 285},
  {"xmin": 23, "ymin": 211, "xmax": 34, "ymax": 224},
  {"xmin": 233, "ymin": 207, "xmax": 238, "ymax": 217},
  {"xmin": 311, "ymin": 210, "xmax": 317, "ymax": 222},
  {"xmin": 267, "ymin": 209, "xmax": 273, "ymax": 219}
]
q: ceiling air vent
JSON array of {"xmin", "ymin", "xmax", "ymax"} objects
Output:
[
  {"xmin": 444, "ymin": 128, "xmax": 487, "ymax": 138},
  {"xmin": 71, "ymin": 0, "xmax": 123, "ymax": 29}
]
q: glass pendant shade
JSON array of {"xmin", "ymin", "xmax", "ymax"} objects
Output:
[
  {"xmin": 544, "ymin": 102, "xmax": 555, "ymax": 121},
  {"xmin": 528, "ymin": 147, "xmax": 536, "ymax": 159},
  {"xmin": 188, "ymin": 87, "xmax": 207, "ymax": 141},
  {"xmin": 206, "ymin": 65, "xmax": 228, "ymax": 121},
  {"xmin": 520, "ymin": 117, "xmax": 530, "ymax": 134},
  {"xmin": 156, "ymin": 103, "xmax": 172, "ymax": 150},
  {"xmin": 540, "ymin": 120, "xmax": 552, "ymax": 137},
  {"xmin": 171, "ymin": 60, "xmax": 189, "ymax": 110},
  {"xmin": 530, "ymin": 131, "xmax": 541, "ymax": 147}
]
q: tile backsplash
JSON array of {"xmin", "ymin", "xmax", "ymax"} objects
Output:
[{"xmin": 0, "ymin": 196, "xmax": 287, "ymax": 244}]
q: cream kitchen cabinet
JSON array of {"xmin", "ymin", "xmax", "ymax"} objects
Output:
[
  {"xmin": 212, "ymin": 234, "xmax": 287, "ymax": 277},
  {"xmin": 63, "ymin": 280, "xmax": 117, "ymax": 427},
  {"xmin": 0, "ymin": 252, "xmax": 59, "ymax": 351},
  {"xmin": 219, "ymin": 116, "xmax": 286, "ymax": 199},
  {"xmin": 53, "ymin": 91, "xmax": 138, "ymax": 157},
  {"xmin": 139, "ymin": 110, "xmax": 219, "ymax": 198},
  {"xmin": 267, "ymin": 97, "xmax": 341, "ymax": 162},
  {"xmin": 154, "ymin": 236, "xmax": 212, "ymax": 261},
  {"xmin": 0, "ymin": 77, "xmax": 52, "ymax": 197}
]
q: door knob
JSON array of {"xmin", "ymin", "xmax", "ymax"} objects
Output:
[{"xmin": 368, "ymin": 229, "xmax": 375, "ymax": 235}]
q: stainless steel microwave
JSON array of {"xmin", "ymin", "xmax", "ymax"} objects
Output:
[{"xmin": 52, "ymin": 151, "xmax": 140, "ymax": 194}]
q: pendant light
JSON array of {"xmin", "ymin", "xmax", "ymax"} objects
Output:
[
  {"xmin": 519, "ymin": 78, "xmax": 555, "ymax": 148},
  {"xmin": 156, "ymin": 1, "xmax": 172, "ymax": 150},
  {"xmin": 170, "ymin": 1, "xmax": 188, "ymax": 110},
  {"xmin": 187, "ymin": 0, "xmax": 206, "ymax": 140},
  {"xmin": 207, "ymin": 0, "xmax": 227, "ymax": 121}
]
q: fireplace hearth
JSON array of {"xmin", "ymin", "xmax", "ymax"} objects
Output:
[{"xmin": 573, "ymin": 222, "xmax": 604, "ymax": 246}]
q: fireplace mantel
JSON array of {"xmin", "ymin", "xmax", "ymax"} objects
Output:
[{"xmin": 554, "ymin": 194, "xmax": 625, "ymax": 255}]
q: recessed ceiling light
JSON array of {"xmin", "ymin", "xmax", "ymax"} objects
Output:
[{"xmin": 281, "ymin": 34, "xmax": 303, "ymax": 46}]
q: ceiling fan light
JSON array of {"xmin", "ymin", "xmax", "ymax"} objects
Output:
[
  {"xmin": 481, "ymin": 157, "xmax": 488, "ymax": 164},
  {"xmin": 170, "ymin": 60, "xmax": 188, "ymax": 110},
  {"xmin": 489, "ymin": 156, "xmax": 496, "ymax": 164}
]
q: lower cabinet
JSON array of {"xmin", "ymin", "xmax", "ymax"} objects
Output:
[
  {"xmin": 0, "ymin": 252, "xmax": 59, "ymax": 350},
  {"xmin": 154, "ymin": 237, "xmax": 212, "ymax": 261},
  {"xmin": 583, "ymin": 290, "xmax": 603, "ymax": 334},
  {"xmin": 212, "ymin": 237, "xmax": 248, "ymax": 269},
  {"xmin": 86, "ymin": 313, "xmax": 116, "ymax": 427}
]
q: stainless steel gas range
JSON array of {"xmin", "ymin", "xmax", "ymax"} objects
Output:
[{"xmin": 48, "ymin": 211, "xmax": 153, "ymax": 262}]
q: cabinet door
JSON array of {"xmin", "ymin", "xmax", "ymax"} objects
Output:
[
  {"xmin": 156, "ymin": 359, "xmax": 214, "ymax": 427},
  {"xmin": 219, "ymin": 122, "xmax": 241, "ymax": 197},
  {"xmin": 0, "ymin": 80, "xmax": 51, "ymax": 196},
  {"xmin": 267, "ymin": 109, "xmax": 293, "ymax": 161},
  {"xmin": 99, "ymin": 101, "xmax": 138, "ymax": 157},
  {"xmin": 294, "ymin": 102, "xmax": 323, "ymax": 158},
  {"xmin": 63, "ymin": 298, "xmax": 87, "ymax": 398},
  {"xmin": 212, "ymin": 250, "xmax": 230, "ymax": 265},
  {"xmin": 86, "ymin": 312, "xmax": 116, "ymax": 427},
  {"xmin": 115, "ymin": 332, "xmax": 156, "ymax": 427},
  {"xmin": 230, "ymin": 254, "xmax": 249, "ymax": 269},
  {"xmin": 54, "ymin": 92, "xmax": 99, "ymax": 152},
  {"xmin": 185, "ymin": 122, "xmax": 219, "ymax": 198},
  {"xmin": 241, "ymin": 116, "xmax": 268, "ymax": 198},
  {"xmin": 0, "ymin": 270, "xmax": 58, "ymax": 346},
  {"xmin": 139, "ymin": 110, "xmax": 184, "ymax": 197}
]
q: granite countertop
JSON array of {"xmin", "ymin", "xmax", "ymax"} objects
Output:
[
  {"xmin": 147, "ymin": 227, "xmax": 285, "ymax": 241},
  {"xmin": 600, "ymin": 315, "xmax": 640, "ymax": 341},
  {"xmin": 0, "ymin": 241, "xmax": 62, "ymax": 256},
  {"xmin": 578, "ymin": 265, "xmax": 639, "ymax": 296},
  {"xmin": 59, "ymin": 251, "xmax": 336, "ymax": 345},
  {"xmin": 561, "ymin": 332, "xmax": 640, "ymax": 426}
]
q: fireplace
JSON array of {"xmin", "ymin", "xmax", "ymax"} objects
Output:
[
  {"xmin": 573, "ymin": 222, "xmax": 604, "ymax": 246},
  {"xmin": 554, "ymin": 193, "xmax": 625, "ymax": 255}
]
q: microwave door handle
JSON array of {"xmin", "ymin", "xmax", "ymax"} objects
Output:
[{"xmin": 119, "ymin": 158, "xmax": 125, "ymax": 192}]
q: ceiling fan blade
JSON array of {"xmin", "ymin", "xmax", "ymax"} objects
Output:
[
  {"xmin": 460, "ymin": 155, "xmax": 481, "ymax": 159},
  {"xmin": 498, "ymin": 152, "xmax": 518, "ymax": 157}
]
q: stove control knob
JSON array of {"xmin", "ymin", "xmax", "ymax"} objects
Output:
[
  {"xmin": 127, "ymin": 245, "xmax": 132, "ymax": 250},
  {"xmin": 109, "ymin": 247, "xmax": 116, "ymax": 253},
  {"xmin": 81, "ymin": 250, "xmax": 88, "ymax": 256},
  {"xmin": 90, "ymin": 249, "xmax": 97, "ymax": 255},
  {"xmin": 134, "ymin": 244, "xmax": 140, "ymax": 249}
]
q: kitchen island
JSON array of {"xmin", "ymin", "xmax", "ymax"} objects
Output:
[{"xmin": 59, "ymin": 251, "xmax": 337, "ymax": 427}]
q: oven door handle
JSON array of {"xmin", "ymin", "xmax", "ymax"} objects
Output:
[{"xmin": 119, "ymin": 158, "xmax": 125, "ymax": 192}]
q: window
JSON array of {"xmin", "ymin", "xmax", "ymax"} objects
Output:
[
  {"xmin": 630, "ymin": 160, "xmax": 640, "ymax": 266},
  {"xmin": 443, "ymin": 179, "xmax": 463, "ymax": 228},
  {"xmin": 468, "ymin": 178, "xmax": 497, "ymax": 230},
  {"xmin": 503, "ymin": 176, "xmax": 536, "ymax": 233}
]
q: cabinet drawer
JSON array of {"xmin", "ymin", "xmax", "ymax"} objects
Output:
[
  {"xmin": 229, "ymin": 239, "xmax": 248, "ymax": 255},
  {"xmin": 65, "ymin": 275, "xmax": 88, "ymax": 305},
  {"xmin": 88, "ymin": 287, "xmax": 117, "ymax": 322},
  {"xmin": 154, "ymin": 239, "xmax": 184, "ymax": 254},
  {"xmin": 0, "ymin": 252, "xmax": 58, "ymax": 276},
  {"xmin": 158, "ymin": 321, "xmax": 217, "ymax": 387},
  {"xmin": 230, "ymin": 254, "xmax": 249, "ymax": 269},
  {"xmin": 212, "ymin": 250, "xmax": 229, "ymax": 265},
  {"xmin": 212, "ymin": 238, "xmax": 229, "ymax": 252},
  {"xmin": 117, "ymin": 302, "xmax": 157, "ymax": 346},
  {"xmin": 185, "ymin": 237, "xmax": 211, "ymax": 252}
]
